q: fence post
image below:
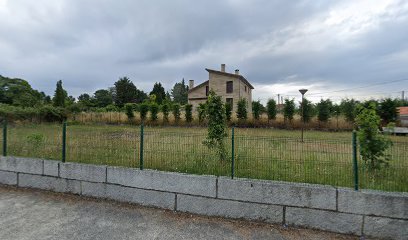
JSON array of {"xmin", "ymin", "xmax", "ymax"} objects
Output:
[
  {"xmin": 140, "ymin": 123, "xmax": 144, "ymax": 170},
  {"xmin": 231, "ymin": 127, "xmax": 235, "ymax": 179},
  {"xmin": 352, "ymin": 130, "xmax": 358, "ymax": 191},
  {"xmin": 3, "ymin": 120, "xmax": 7, "ymax": 157},
  {"xmin": 62, "ymin": 121, "xmax": 67, "ymax": 163}
]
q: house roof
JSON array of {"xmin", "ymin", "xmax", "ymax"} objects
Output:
[
  {"xmin": 398, "ymin": 106, "xmax": 408, "ymax": 115},
  {"xmin": 188, "ymin": 80, "xmax": 209, "ymax": 93},
  {"xmin": 205, "ymin": 68, "xmax": 254, "ymax": 89}
]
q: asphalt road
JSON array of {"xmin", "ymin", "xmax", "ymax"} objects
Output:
[{"xmin": 0, "ymin": 186, "xmax": 361, "ymax": 240}]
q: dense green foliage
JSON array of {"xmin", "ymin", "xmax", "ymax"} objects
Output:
[
  {"xmin": 171, "ymin": 79, "xmax": 188, "ymax": 104},
  {"xmin": 266, "ymin": 99, "xmax": 277, "ymax": 120},
  {"xmin": 356, "ymin": 103, "xmax": 392, "ymax": 170},
  {"xmin": 172, "ymin": 103, "xmax": 181, "ymax": 122},
  {"xmin": 150, "ymin": 82, "xmax": 166, "ymax": 104},
  {"xmin": 283, "ymin": 98, "xmax": 295, "ymax": 122},
  {"xmin": 0, "ymin": 75, "xmax": 45, "ymax": 107},
  {"xmin": 150, "ymin": 102, "xmax": 159, "ymax": 121},
  {"xmin": 161, "ymin": 103, "xmax": 169, "ymax": 122},
  {"xmin": 340, "ymin": 98, "xmax": 359, "ymax": 123},
  {"xmin": 317, "ymin": 99, "xmax": 333, "ymax": 122},
  {"xmin": 378, "ymin": 98, "xmax": 398, "ymax": 124},
  {"xmin": 112, "ymin": 77, "xmax": 147, "ymax": 107},
  {"xmin": 198, "ymin": 103, "xmax": 207, "ymax": 123},
  {"xmin": 184, "ymin": 104, "xmax": 193, "ymax": 123},
  {"xmin": 203, "ymin": 91, "xmax": 227, "ymax": 161},
  {"xmin": 252, "ymin": 100, "xmax": 262, "ymax": 120},
  {"xmin": 53, "ymin": 80, "xmax": 68, "ymax": 107},
  {"xmin": 236, "ymin": 98, "xmax": 248, "ymax": 120},
  {"xmin": 124, "ymin": 103, "xmax": 135, "ymax": 120},
  {"xmin": 299, "ymin": 98, "xmax": 314, "ymax": 123},
  {"xmin": 139, "ymin": 102, "xmax": 149, "ymax": 121}
]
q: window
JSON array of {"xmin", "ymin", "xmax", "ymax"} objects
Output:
[
  {"xmin": 245, "ymin": 86, "xmax": 247, "ymax": 92},
  {"xmin": 226, "ymin": 98, "xmax": 233, "ymax": 106},
  {"xmin": 226, "ymin": 81, "xmax": 233, "ymax": 93},
  {"xmin": 205, "ymin": 86, "xmax": 209, "ymax": 96}
]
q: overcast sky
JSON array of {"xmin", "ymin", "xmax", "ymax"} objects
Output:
[{"xmin": 0, "ymin": 0, "xmax": 407, "ymax": 103}]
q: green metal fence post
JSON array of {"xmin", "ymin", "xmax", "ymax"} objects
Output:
[
  {"xmin": 352, "ymin": 130, "xmax": 358, "ymax": 191},
  {"xmin": 140, "ymin": 123, "xmax": 144, "ymax": 170},
  {"xmin": 62, "ymin": 121, "xmax": 67, "ymax": 163},
  {"xmin": 3, "ymin": 120, "xmax": 7, "ymax": 157},
  {"xmin": 231, "ymin": 127, "xmax": 235, "ymax": 179}
]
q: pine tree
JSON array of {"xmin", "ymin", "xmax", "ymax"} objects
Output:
[{"xmin": 53, "ymin": 80, "xmax": 67, "ymax": 107}]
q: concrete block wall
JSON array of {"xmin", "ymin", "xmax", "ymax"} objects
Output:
[{"xmin": 0, "ymin": 156, "xmax": 407, "ymax": 240}]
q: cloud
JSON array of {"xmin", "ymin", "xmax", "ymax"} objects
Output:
[{"xmin": 0, "ymin": 0, "xmax": 407, "ymax": 103}]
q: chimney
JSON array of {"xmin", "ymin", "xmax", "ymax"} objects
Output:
[
  {"xmin": 189, "ymin": 80, "xmax": 194, "ymax": 89},
  {"xmin": 221, "ymin": 64, "xmax": 226, "ymax": 72},
  {"xmin": 235, "ymin": 69, "xmax": 239, "ymax": 75}
]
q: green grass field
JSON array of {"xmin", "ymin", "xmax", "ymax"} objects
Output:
[{"xmin": 3, "ymin": 123, "xmax": 407, "ymax": 192}]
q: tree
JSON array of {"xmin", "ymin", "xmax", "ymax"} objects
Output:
[
  {"xmin": 266, "ymin": 99, "xmax": 277, "ymax": 121},
  {"xmin": 236, "ymin": 98, "xmax": 248, "ymax": 120},
  {"xmin": 378, "ymin": 98, "xmax": 398, "ymax": 125},
  {"xmin": 340, "ymin": 98, "xmax": 359, "ymax": 123},
  {"xmin": 198, "ymin": 103, "xmax": 207, "ymax": 123},
  {"xmin": 184, "ymin": 104, "xmax": 193, "ymax": 123},
  {"xmin": 355, "ymin": 103, "xmax": 392, "ymax": 171},
  {"xmin": 150, "ymin": 102, "xmax": 159, "ymax": 121},
  {"xmin": 171, "ymin": 79, "xmax": 188, "ymax": 104},
  {"xmin": 161, "ymin": 103, "xmax": 170, "ymax": 123},
  {"xmin": 150, "ymin": 82, "xmax": 166, "ymax": 104},
  {"xmin": 139, "ymin": 102, "xmax": 149, "ymax": 121},
  {"xmin": 316, "ymin": 99, "xmax": 332, "ymax": 123},
  {"xmin": 203, "ymin": 91, "xmax": 227, "ymax": 161},
  {"xmin": 113, "ymin": 77, "xmax": 147, "ymax": 107},
  {"xmin": 53, "ymin": 80, "xmax": 68, "ymax": 107},
  {"xmin": 124, "ymin": 103, "xmax": 135, "ymax": 120},
  {"xmin": 77, "ymin": 93, "xmax": 93, "ymax": 110},
  {"xmin": 172, "ymin": 103, "xmax": 181, "ymax": 122},
  {"xmin": 299, "ymin": 98, "xmax": 314, "ymax": 123},
  {"xmin": 0, "ymin": 75, "xmax": 43, "ymax": 107},
  {"xmin": 283, "ymin": 98, "xmax": 295, "ymax": 122},
  {"xmin": 331, "ymin": 103, "xmax": 341, "ymax": 130},
  {"xmin": 252, "ymin": 101, "xmax": 263, "ymax": 120},
  {"xmin": 93, "ymin": 89, "xmax": 113, "ymax": 108}
]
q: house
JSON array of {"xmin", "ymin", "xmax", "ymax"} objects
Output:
[
  {"xmin": 188, "ymin": 64, "xmax": 254, "ymax": 114},
  {"xmin": 398, "ymin": 106, "xmax": 408, "ymax": 127}
]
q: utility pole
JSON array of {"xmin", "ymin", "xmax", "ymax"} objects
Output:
[
  {"xmin": 277, "ymin": 94, "xmax": 280, "ymax": 104},
  {"xmin": 402, "ymin": 91, "xmax": 405, "ymax": 101}
]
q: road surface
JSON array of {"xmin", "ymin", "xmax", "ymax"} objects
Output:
[{"xmin": 0, "ymin": 186, "xmax": 362, "ymax": 240}]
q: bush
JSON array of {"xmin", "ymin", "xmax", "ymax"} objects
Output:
[
  {"xmin": 316, "ymin": 99, "xmax": 332, "ymax": 123},
  {"xmin": 124, "ymin": 103, "xmax": 135, "ymax": 120},
  {"xmin": 236, "ymin": 98, "xmax": 247, "ymax": 120},
  {"xmin": 184, "ymin": 104, "xmax": 193, "ymax": 123},
  {"xmin": 105, "ymin": 104, "xmax": 119, "ymax": 112},
  {"xmin": 139, "ymin": 102, "xmax": 149, "ymax": 121},
  {"xmin": 150, "ymin": 103, "xmax": 159, "ymax": 121},
  {"xmin": 252, "ymin": 101, "xmax": 262, "ymax": 120},
  {"xmin": 283, "ymin": 99, "xmax": 295, "ymax": 122},
  {"xmin": 161, "ymin": 103, "xmax": 170, "ymax": 122},
  {"xmin": 356, "ymin": 103, "xmax": 392, "ymax": 170},
  {"xmin": 39, "ymin": 105, "xmax": 66, "ymax": 122},
  {"xmin": 203, "ymin": 91, "xmax": 227, "ymax": 161},
  {"xmin": 266, "ymin": 99, "xmax": 277, "ymax": 121},
  {"xmin": 198, "ymin": 103, "xmax": 207, "ymax": 123},
  {"xmin": 299, "ymin": 98, "xmax": 314, "ymax": 123},
  {"xmin": 172, "ymin": 103, "xmax": 181, "ymax": 122}
]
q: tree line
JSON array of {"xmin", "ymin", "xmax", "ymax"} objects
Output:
[{"xmin": 0, "ymin": 74, "xmax": 406, "ymax": 126}]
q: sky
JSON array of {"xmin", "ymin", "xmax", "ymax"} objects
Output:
[{"xmin": 0, "ymin": 0, "xmax": 407, "ymax": 104}]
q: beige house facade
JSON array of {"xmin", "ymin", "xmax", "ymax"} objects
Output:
[{"xmin": 188, "ymin": 64, "xmax": 254, "ymax": 114}]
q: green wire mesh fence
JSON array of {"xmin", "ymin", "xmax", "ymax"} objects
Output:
[{"xmin": 2, "ymin": 122, "xmax": 407, "ymax": 192}]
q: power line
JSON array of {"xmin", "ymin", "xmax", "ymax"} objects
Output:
[{"xmin": 307, "ymin": 78, "xmax": 408, "ymax": 96}]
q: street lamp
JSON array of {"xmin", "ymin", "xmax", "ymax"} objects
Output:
[{"xmin": 299, "ymin": 89, "xmax": 308, "ymax": 142}]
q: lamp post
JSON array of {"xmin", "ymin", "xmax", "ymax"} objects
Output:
[{"xmin": 299, "ymin": 89, "xmax": 308, "ymax": 142}]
